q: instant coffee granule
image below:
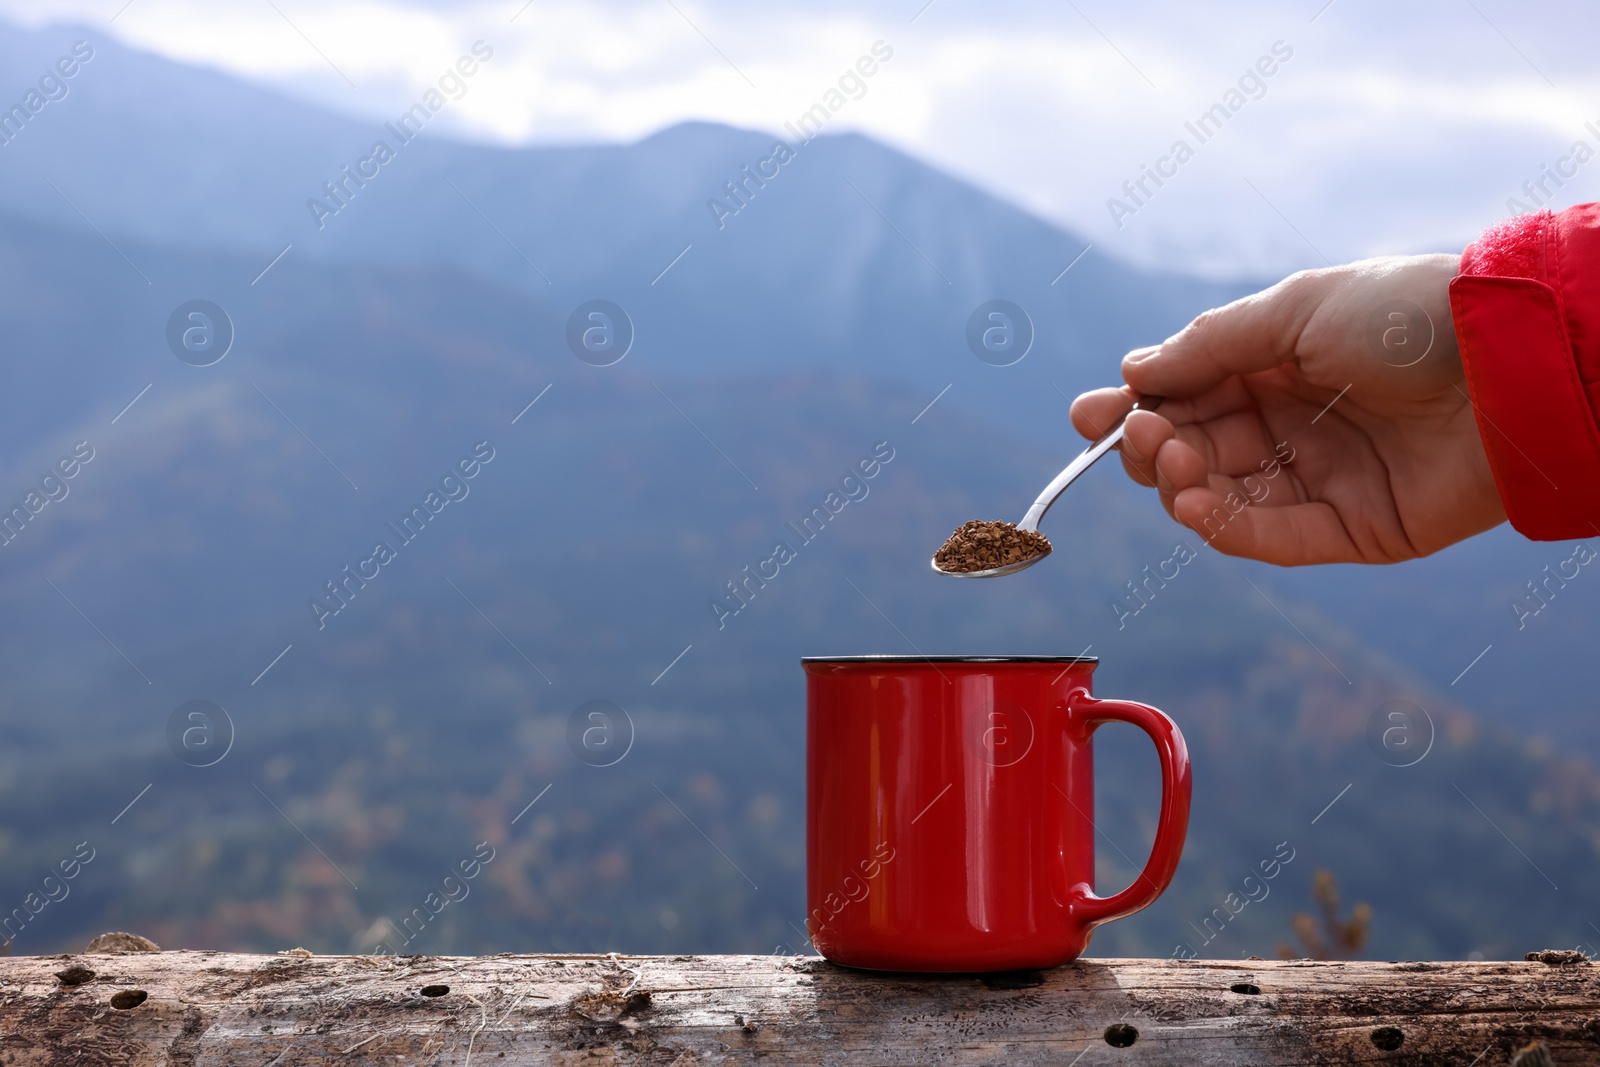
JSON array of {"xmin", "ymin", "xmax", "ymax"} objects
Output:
[{"xmin": 934, "ymin": 520, "xmax": 1051, "ymax": 573}]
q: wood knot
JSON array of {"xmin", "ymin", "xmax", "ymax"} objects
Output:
[
  {"xmin": 53, "ymin": 965, "xmax": 96, "ymax": 986},
  {"xmin": 1369, "ymin": 1026, "xmax": 1403, "ymax": 1051},
  {"xmin": 572, "ymin": 989, "xmax": 653, "ymax": 1024},
  {"xmin": 110, "ymin": 989, "xmax": 148, "ymax": 1010},
  {"xmin": 1103, "ymin": 1023, "xmax": 1137, "ymax": 1048},
  {"xmin": 1525, "ymin": 949, "xmax": 1590, "ymax": 965},
  {"xmin": 419, "ymin": 984, "xmax": 450, "ymax": 997},
  {"xmin": 1230, "ymin": 982, "xmax": 1261, "ymax": 995}
]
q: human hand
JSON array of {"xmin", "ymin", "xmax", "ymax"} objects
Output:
[{"xmin": 1071, "ymin": 254, "xmax": 1505, "ymax": 565}]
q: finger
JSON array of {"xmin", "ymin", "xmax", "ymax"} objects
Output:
[
  {"xmin": 1155, "ymin": 441, "xmax": 1300, "ymax": 515},
  {"xmin": 1152, "ymin": 436, "xmax": 1210, "ymax": 495},
  {"xmin": 1122, "ymin": 271, "xmax": 1329, "ymax": 399},
  {"xmin": 1119, "ymin": 451, "xmax": 1156, "ymax": 488},
  {"xmin": 1133, "ymin": 372, "xmax": 1299, "ymax": 439},
  {"xmin": 1156, "ymin": 374, "xmax": 1266, "ymax": 427},
  {"xmin": 1070, "ymin": 387, "xmax": 1134, "ymax": 440},
  {"xmin": 1170, "ymin": 485, "xmax": 1361, "ymax": 566},
  {"xmin": 1170, "ymin": 409, "xmax": 1286, "ymax": 479},
  {"xmin": 1118, "ymin": 410, "xmax": 1174, "ymax": 487}
]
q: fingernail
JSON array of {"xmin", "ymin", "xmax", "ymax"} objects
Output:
[
  {"xmin": 1124, "ymin": 345, "xmax": 1160, "ymax": 365},
  {"xmin": 1155, "ymin": 469, "xmax": 1173, "ymax": 493},
  {"xmin": 1121, "ymin": 440, "xmax": 1145, "ymax": 464}
]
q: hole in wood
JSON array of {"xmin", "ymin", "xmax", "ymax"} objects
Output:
[
  {"xmin": 1230, "ymin": 982, "xmax": 1261, "ymax": 995},
  {"xmin": 110, "ymin": 989, "xmax": 148, "ymax": 1009},
  {"xmin": 1370, "ymin": 1026, "xmax": 1404, "ymax": 1051},
  {"xmin": 420, "ymin": 984, "xmax": 450, "ymax": 997},
  {"xmin": 1104, "ymin": 1023, "xmax": 1137, "ymax": 1048}
]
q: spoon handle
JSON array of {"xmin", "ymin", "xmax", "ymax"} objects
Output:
[{"xmin": 1017, "ymin": 395, "xmax": 1165, "ymax": 533}]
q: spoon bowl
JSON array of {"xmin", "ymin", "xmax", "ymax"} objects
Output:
[
  {"xmin": 928, "ymin": 545, "xmax": 1052, "ymax": 579},
  {"xmin": 931, "ymin": 394, "xmax": 1163, "ymax": 579}
]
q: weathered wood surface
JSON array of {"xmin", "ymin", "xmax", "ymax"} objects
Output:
[{"xmin": 2, "ymin": 950, "xmax": 1598, "ymax": 1065}]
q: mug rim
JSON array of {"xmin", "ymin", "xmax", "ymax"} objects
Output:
[{"xmin": 801, "ymin": 654, "xmax": 1098, "ymax": 664}]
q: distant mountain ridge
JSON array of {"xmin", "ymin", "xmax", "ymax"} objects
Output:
[{"xmin": 0, "ymin": 20, "xmax": 1237, "ymax": 391}]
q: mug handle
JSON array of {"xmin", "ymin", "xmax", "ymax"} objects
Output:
[{"xmin": 1063, "ymin": 688, "xmax": 1192, "ymax": 928}]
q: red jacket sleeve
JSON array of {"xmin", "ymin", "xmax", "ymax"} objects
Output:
[{"xmin": 1449, "ymin": 205, "xmax": 1600, "ymax": 540}]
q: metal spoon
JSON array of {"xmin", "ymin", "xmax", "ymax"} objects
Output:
[{"xmin": 931, "ymin": 394, "xmax": 1165, "ymax": 578}]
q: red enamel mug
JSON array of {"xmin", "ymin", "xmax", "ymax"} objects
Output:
[{"xmin": 804, "ymin": 655, "xmax": 1190, "ymax": 971}]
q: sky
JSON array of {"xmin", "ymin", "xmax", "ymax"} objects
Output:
[{"xmin": 4, "ymin": 0, "xmax": 1599, "ymax": 278}]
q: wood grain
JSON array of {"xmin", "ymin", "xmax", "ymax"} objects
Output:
[{"xmin": 1, "ymin": 951, "xmax": 1597, "ymax": 1065}]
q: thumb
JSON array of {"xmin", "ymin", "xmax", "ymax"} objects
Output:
[{"xmin": 1123, "ymin": 270, "xmax": 1327, "ymax": 398}]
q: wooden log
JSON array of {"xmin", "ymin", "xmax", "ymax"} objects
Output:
[{"xmin": 1, "ymin": 950, "xmax": 1598, "ymax": 1065}]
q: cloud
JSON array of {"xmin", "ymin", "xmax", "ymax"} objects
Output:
[{"xmin": 4, "ymin": 0, "xmax": 1599, "ymax": 277}]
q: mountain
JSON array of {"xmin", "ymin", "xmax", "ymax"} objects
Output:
[
  {"xmin": 0, "ymin": 17, "xmax": 1597, "ymax": 963},
  {"xmin": 0, "ymin": 22, "xmax": 1241, "ymax": 430},
  {"xmin": 0, "ymin": 213, "xmax": 1594, "ymax": 965},
  {"xmin": 3, "ymin": 23, "xmax": 1592, "ymax": 754}
]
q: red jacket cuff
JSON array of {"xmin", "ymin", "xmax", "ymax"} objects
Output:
[{"xmin": 1449, "ymin": 206, "xmax": 1600, "ymax": 540}]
